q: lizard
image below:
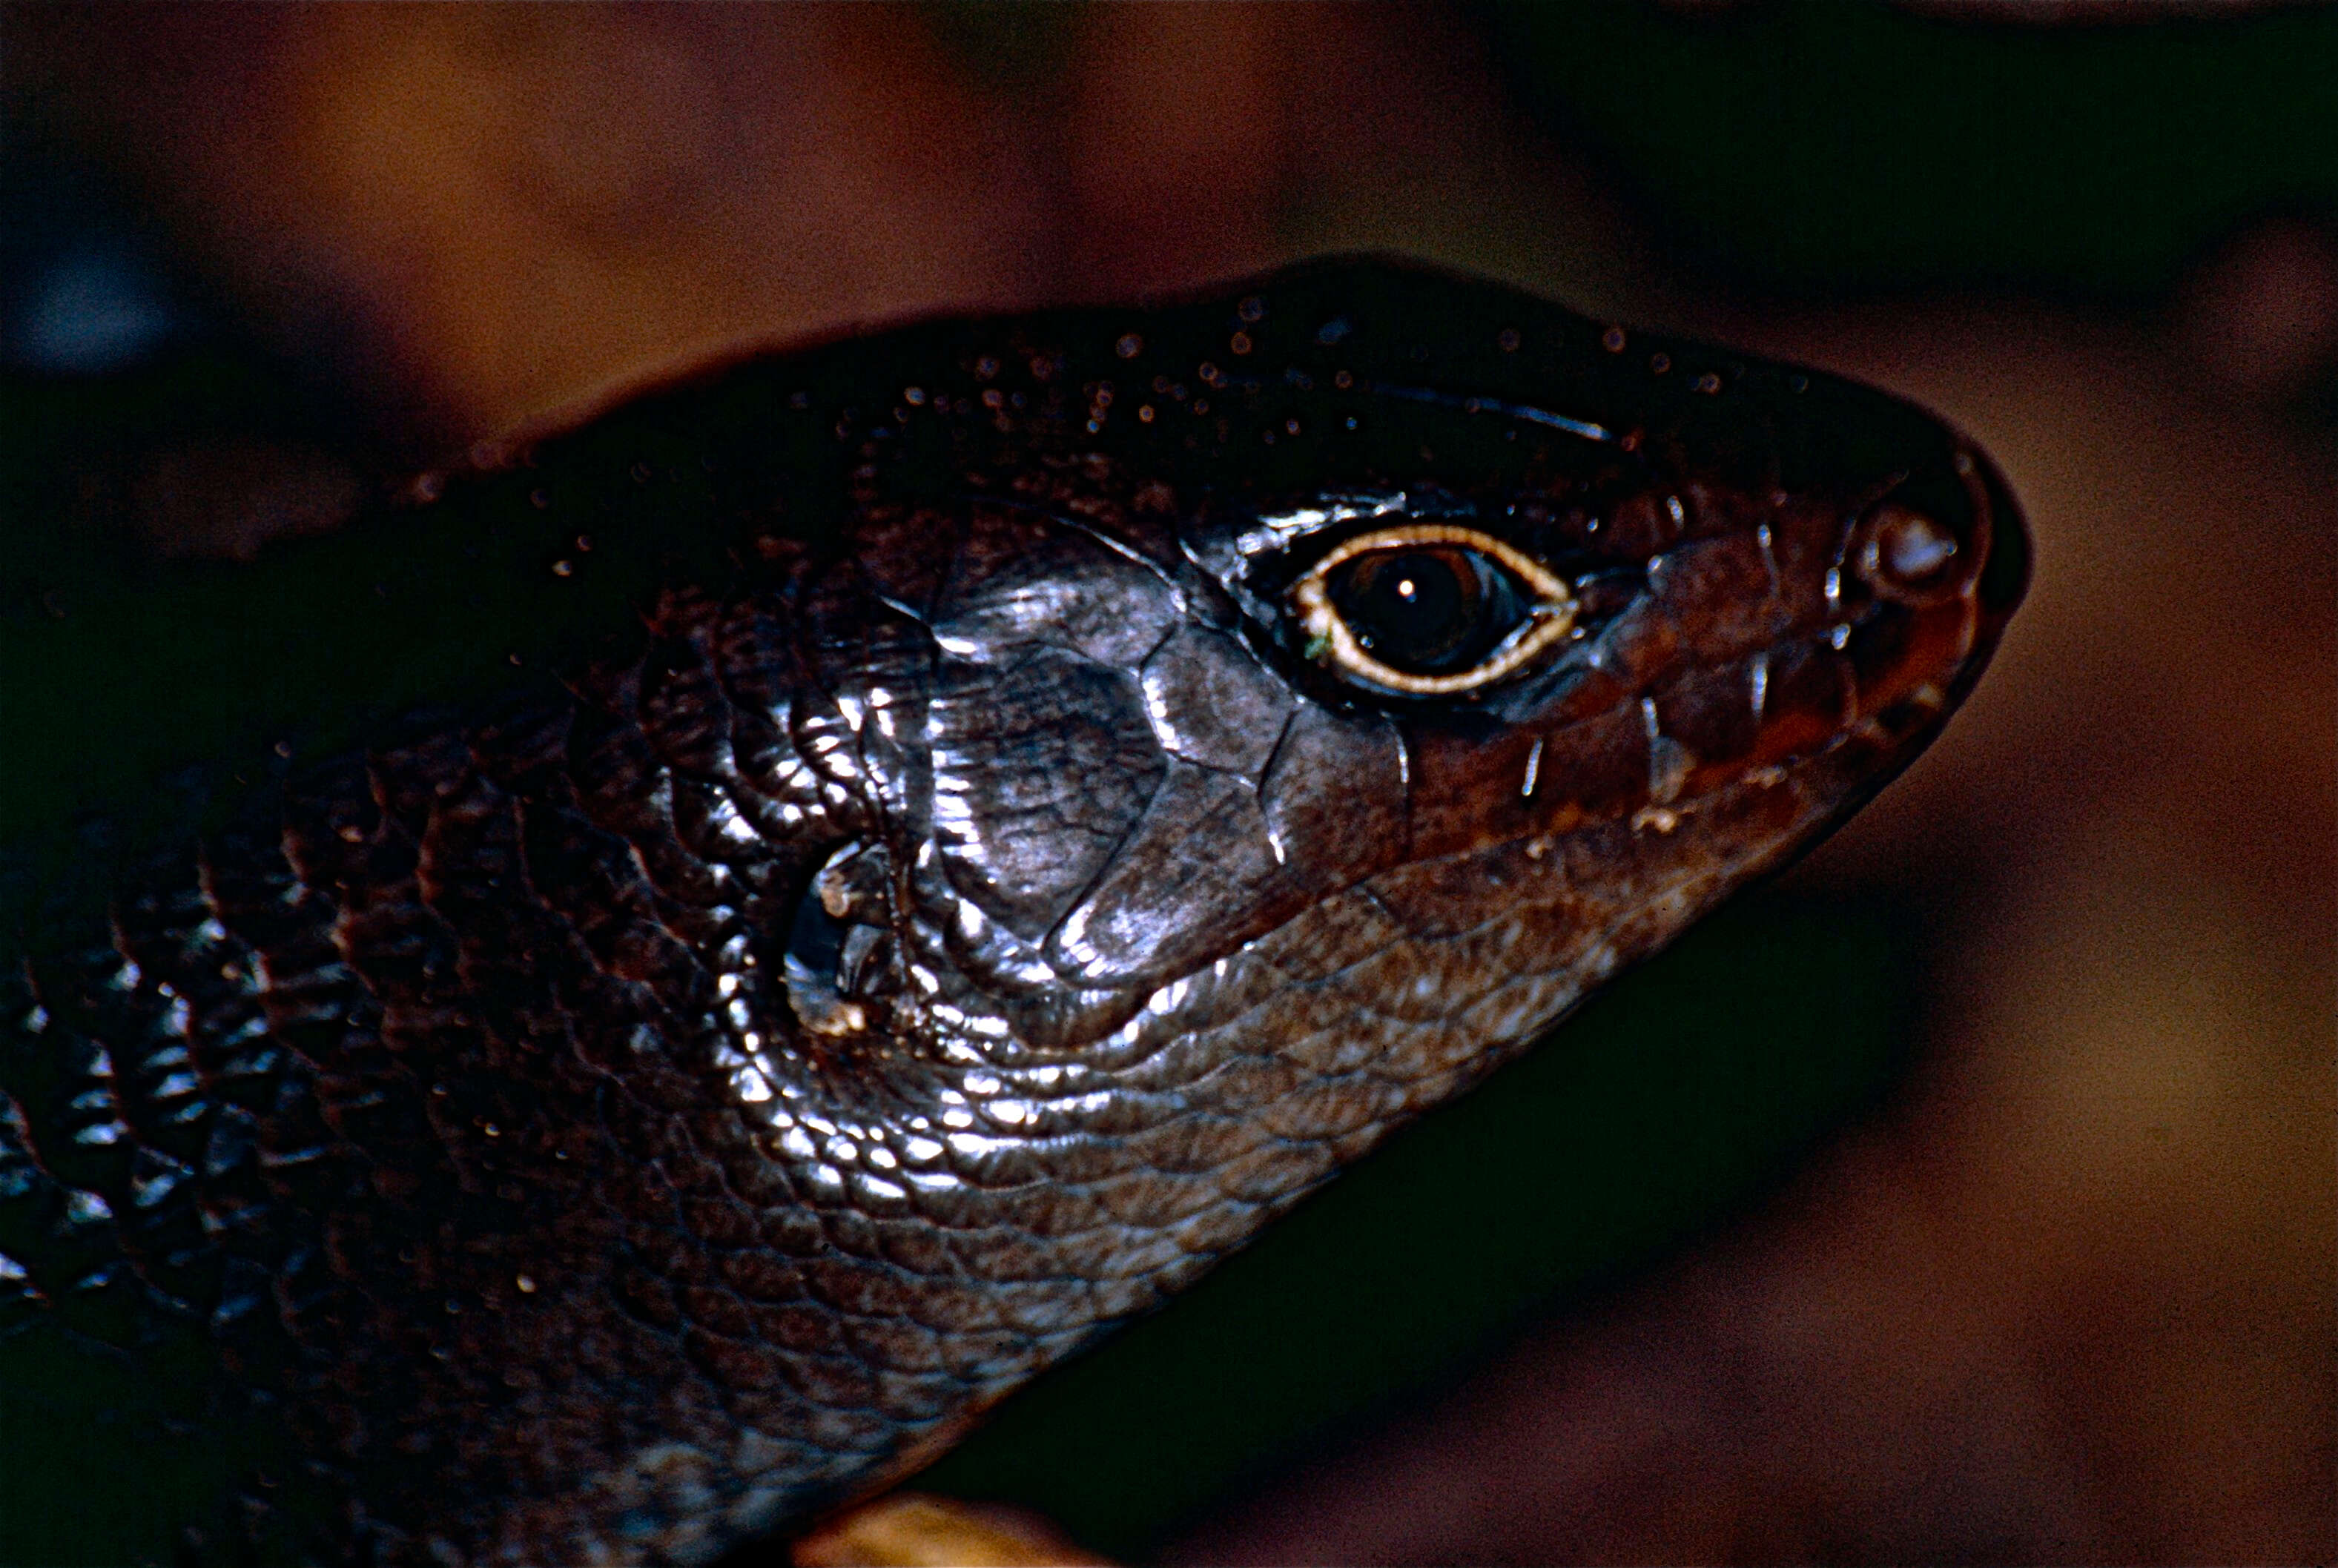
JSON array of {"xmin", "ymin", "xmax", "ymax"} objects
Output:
[{"xmin": 0, "ymin": 258, "xmax": 2025, "ymax": 1564}]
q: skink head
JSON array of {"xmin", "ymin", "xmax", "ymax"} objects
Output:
[{"xmin": 778, "ymin": 263, "xmax": 2024, "ymax": 1068}]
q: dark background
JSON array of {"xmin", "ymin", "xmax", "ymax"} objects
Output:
[{"xmin": 1, "ymin": 4, "xmax": 2331, "ymax": 1562}]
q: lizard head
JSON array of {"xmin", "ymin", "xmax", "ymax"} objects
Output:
[{"xmin": 765, "ymin": 262, "xmax": 2026, "ymax": 1121}]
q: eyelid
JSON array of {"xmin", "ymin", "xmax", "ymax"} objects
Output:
[{"xmin": 1290, "ymin": 523, "xmax": 1578, "ymax": 696}]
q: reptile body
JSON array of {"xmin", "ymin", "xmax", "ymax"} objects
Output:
[{"xmin": 0, "ymin": 261, "xmax": 2024, "ymax": 1563}]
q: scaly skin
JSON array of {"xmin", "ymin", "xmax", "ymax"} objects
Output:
[{"xmin": 0, "ymin": 261, "xmax": 2024, "ymax": 1564}]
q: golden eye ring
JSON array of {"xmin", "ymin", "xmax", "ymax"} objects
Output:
[{"xmin": 1289, "ymin": 523, "xmax": 1578, "ymax": 695}]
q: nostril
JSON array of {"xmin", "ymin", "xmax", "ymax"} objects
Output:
[
  {"xmin": 1878, "ymin": 506, "xmax": 1958, "ymax": 580},
  {"xmin": 1858, "ymin": 502, "xmax": 1969, "ymax": 604}
]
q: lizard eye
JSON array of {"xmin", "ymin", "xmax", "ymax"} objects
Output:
[{"xmin": 1291, "ymin": 523, "xmax": 1576, "ymax": 695}]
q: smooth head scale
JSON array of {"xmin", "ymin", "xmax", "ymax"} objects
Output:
[{"xmin": 0, "ymin": 260, "xmax": 2024, "ymax": 1564}]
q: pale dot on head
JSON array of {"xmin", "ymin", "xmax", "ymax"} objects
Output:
[{"xmin": 1877, "ymin": 506, "xmax": 1957, "ymax": 583}]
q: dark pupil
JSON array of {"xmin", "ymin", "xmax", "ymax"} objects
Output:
[{"xmin": 1331, "ymin": 548, "xmax": 1492, "ymax": 672}]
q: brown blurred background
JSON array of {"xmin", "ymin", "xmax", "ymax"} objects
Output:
[{"xmin": 2, "ymin": 4, "xmax": 2331, "ymax": 1562}]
